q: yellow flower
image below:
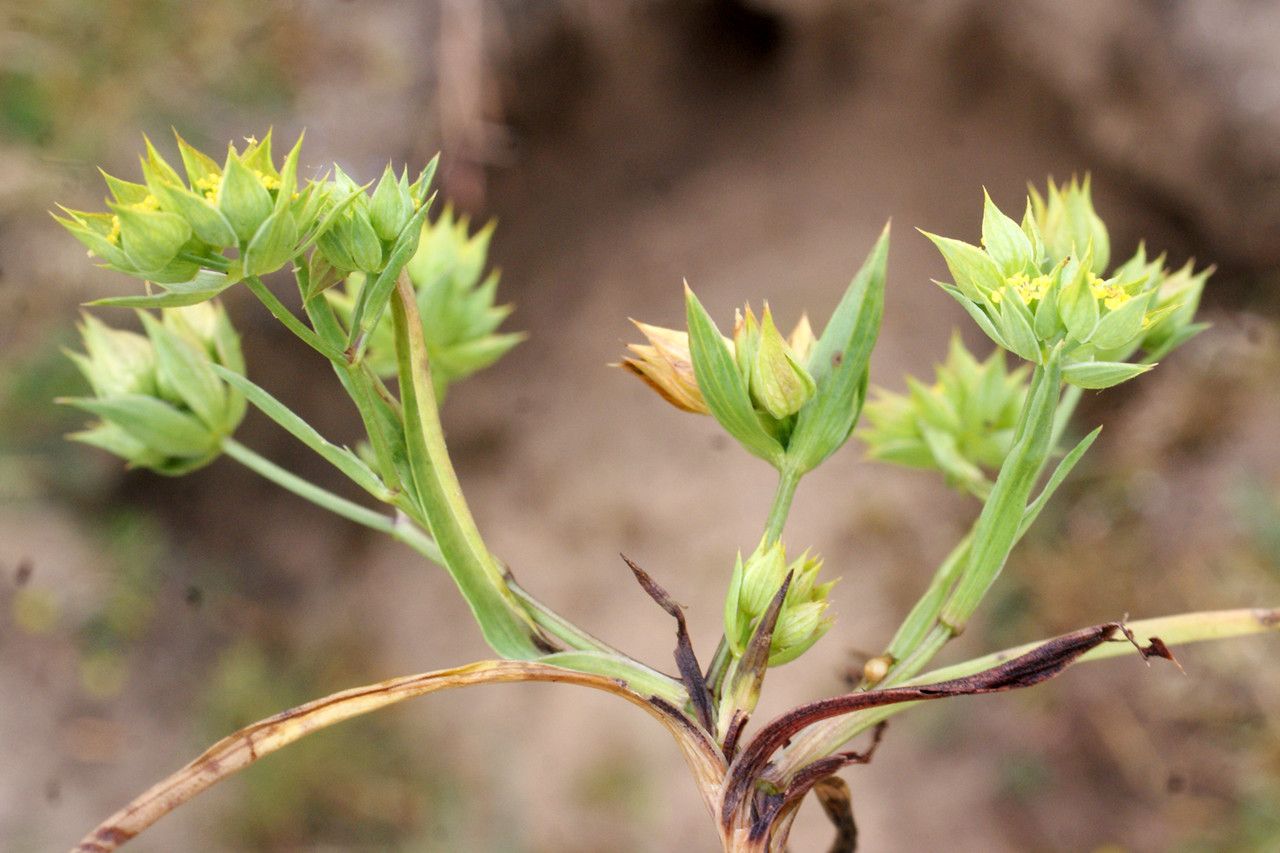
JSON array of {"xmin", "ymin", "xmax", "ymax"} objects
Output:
[
  {"xmin": 1089, "ymin": 273, "xmax": 1131, "ymax": 310},
  {"xmin": 621, "ymin": 321, "xmax": 712, "ymax": 414}
]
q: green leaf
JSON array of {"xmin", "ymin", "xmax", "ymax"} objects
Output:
[
  {"xmin": 87, "ymin": 269, "xmax": 234, "ymax": 308},
  {"xmin": 1062, "ymin": 360, "xmax": 1153, "ymax": 389},
  {"xmin": 112, "ymin": 205, "xmax": 192, "ymax": 274},
  {"xmin": 1058, "ymin": 256, "xmax": 1099, "ymax": 342},
  {"xmin": 218, "ymin": 153, "xmax": 273, "ymax": 242},
  {"xmin": 684, "ymin": 286, "xmax": 784, "ymax": 466},
  {"xmin": 63, "ymin": 395, "xmax": 215, "ymax": 457},
  {"xmin": 981, "ymin": 191, "xmax": 1033, "ymax": 275},
  {"xmin": 139, "ymin": 312, "xmax": 227, "ymax": 430},
  {"xmin": 940, "ymin": 356, "xmax": 1062, "ymax": 630},
  {"xmin": 151, "ymin": 181, "xmax": 237, "ymax": 247},
  {"xmin": 174, "ymin": 131, "xmax": 221, "ymax": 188},
  {"xmin": 785, "ymin": 225, "xmax": 889, "ymax": 473},
  {"xmin": 997, "ymin": 293, "xmax": 1040, "ymax": 362},
  {"xmin": 347, "ymin": 200, "xmax": 432, "ymax": 354},
  {"xmin": 212, "ymin": 365, "xmax": 391, "ymax": 500},
  {"xmin": 1018, "ymin": 426, "xmax": 1101, "ymax": 536},
  {"xmin": 243, "ymin": 209, "xmax": 299, "ymax": 276},
  {"xmin": 937, "ymin": 284, "xmax": 1009, "ymax": 351},
  {"xmin": 921, "ymin": 231, "xmax": 1004, "ymax": 302},
  {"xmin": 1090, "ymin": 291, "xmax": 1150, "ymax": 351}
]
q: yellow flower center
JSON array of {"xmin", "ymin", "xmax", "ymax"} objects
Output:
[
  {"xmin": 1000, "ymin": 273, "xmax": 1052, "ymax": 305},
  {"xmin": 194, "ymin": 173, "xmax": 220, "ymax": 201},
  {"xmin": 1089, "ymin": 274, "xmax": 1131, "ymax": 310},
  {"xmin": 253, "ymin": 169, "xmax": 281, "ymax": 191},
  {"xmin": 107, "ymin": 215, "xmax": 121, "ymax": 245}
]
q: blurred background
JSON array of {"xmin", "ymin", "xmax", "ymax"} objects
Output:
[{"xmin": 2, "ymin": 1, "xmax": 1279, "ymax": 850}]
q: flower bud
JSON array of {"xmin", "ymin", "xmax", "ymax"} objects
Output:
[
  {"xmin": 63, "ymin": 304, "xmax": 246, "ymax": 475},
  {"xmin": 317, "ymin": 168, "xmax": 384, "ymax": 273},
  {"xmin": 369, "ymin": 164, "xmax": 414, "ymax": 242},
  {"xmin": 748, "ymin": 304, "xmax": 816, "ymax": 419},
  {"xmin": 1029, "ymin": 176, "xmax": 1110, "ymax": 274},
  {"xmin": 723, "ymin": 539, "xmax": 835, "ymax": 666}
]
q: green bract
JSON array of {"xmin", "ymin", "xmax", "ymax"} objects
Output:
[
  {"xmin": 861, "ymin": 334, "xmax": 1029, "ymax": 498},
  {"xmin": 326, "ymin": 207, "xmax": 525, "ymax": 399},
  {"xmin": 723, "ymin": 538, "xmax": 835, "ymax": 666},
  {"xmin": 924, "ymin": 180, "xmax": 1211, "ymax": 389},
  {"xmin": 62, "ymin": 302, "xmax": 246, "ymax": 475}
]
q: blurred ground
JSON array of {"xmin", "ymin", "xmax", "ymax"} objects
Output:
[{"xmin": 1, "ymin": 1, "xmax": 1279, "ymax": 851}]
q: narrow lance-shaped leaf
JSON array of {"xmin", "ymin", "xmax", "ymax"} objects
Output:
[
  {"xmin": 212, "ymin": 365, "xmax": 390, "ymax": 501},
  {"xmin": 685, "ymin": 285, "xmax": 785, "ymax": 466},
  {"xmin": 348, "ymin": 197, "xmax": 434, "ymax": 358},
  {"xmin": 786, "ymin": 225, "xmax": 889, "ymax": 473}
]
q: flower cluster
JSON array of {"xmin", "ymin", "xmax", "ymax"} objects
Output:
[
  {"xmin": 57, "ymin": 132, "xmax": 324, "ymax": 284},
  {"xmin": 622, "ymin": 303, "xmax": 815, "ymax": 419},
  {"xmin": 860, "ymin": 334, "xmax": 1028, "ymax": 497},
  {"xmin": 723, "ymin": 538, "xmax": 835, "ymax": 666},
  {"xmin": 925, "ymin": 179, "xmax": 1210, "ymax": 388},
  {"xmin": 54, "ymin": 132, "xmax": 436, "ymax": 311},
  {"xmin": 63, "ymin": 302, "xmax": 245, "ymax": 474},
  {"xmin": 326, "ymin": 207, "xmax": 525, "ymax": 399}
]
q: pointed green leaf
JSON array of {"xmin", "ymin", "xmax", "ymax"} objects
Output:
[
  {"xmin": 1062, "ymin": 360, "xmax": 1153, "ymax": 389},
  {"xmin": 922, "ymin": 231, "xmax": 1004, "ymax": 301},
  {"xmin": 785, "ymin": 226, "xmax": 889, "ymax": 472},
  {"xmin": 139, "ymin": 312, "xmax": 227, "ymax": 429},
  {"xmin": 685, "ymin": 286, "xmax": 784, "ymax": 466},
  {"xmin": 981, "ymin": 191, "xmax": 1033, "ymax": 275},
  {"xmin": 212, "ymin": 365, "xmax": 390, "ymax": 500},
  {"xmin": 63, "ymin": 395, "xmax": 215, "ymax": 457}
]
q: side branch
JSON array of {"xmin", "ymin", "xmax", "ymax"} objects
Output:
[{"xmin": 73, "ymin": 660, "xmax": 725, "ymax": 853}]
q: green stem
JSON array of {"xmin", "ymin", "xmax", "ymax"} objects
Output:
[
  {"xmin": 391, "ymin": 279, "xmax": 544, "ymax": 659},
  {"xmin": 706, "ymin": 467, "xmax": 805, "ymax": 698},
  {"xmin": 298, "ymin": 273, "xmax": 406, "ymax": 498},
  {"xmin": 222, "ymin": 437, "xmax": 441, "ymax": 563},
  {"xmin": 245, "ymin": 275, "xmax": 344, "ymax": 362},
  {"xmin": 762, "ymin": 466, "xmax": 801, "ymax": 546}
]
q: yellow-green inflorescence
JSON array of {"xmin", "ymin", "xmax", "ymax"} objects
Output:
[
  {"xmin": 621, "ymin": 302, "xmax": 816, "ymax": 420},
  {"xmin": 723, "ymin": 538, "xmax": 836, "ymax": 667},
  {"xmin": 54, "ymin": 131, "xmax": 437, "ymax": 301},
  {"xmin": 326, "ymin": 207, "xmax": 526, "ymax": 400},
  {"xmin": 860, "ymin": 334, "xmax": 1028, "ymax": 498},
  {"xmin": 62, "ymin": 302, "xmax": 246, "ymax": 475},
  {"xmin": 923, "ymin": 178, "xmax": 1211, "ymax": 390}
]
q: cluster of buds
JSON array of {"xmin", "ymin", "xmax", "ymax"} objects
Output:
[
  {"xmin": 860, "ymin": 334, "xmax": 1028, "ymax": 497},
  {"xmin": 315, "ymin": 161, "xmax": 435, "ymax": 276},
  {"xmin": 925, "ymin": 179, "xmax": 1209, "ymax": 388},
  {"xmin": 722, "ymin": 538, "xmax": 835, "ymax": 666},
  {"xmin": 623, "ymin": 303, "xmax": 815, "ymax": 419},
  {"xmin": 62, "ymin": 302, "xmax": 246, "ymax": 474},
  {"xmin": 326, "ymin": 207, "xmax": 525, "ymax": 398},
  {"xmin": 57, "ymin": 131, "xmax": 326, "ymax": 285},
  {"xmin": 620, "ymin": 230, "xmax": 888, "ymax": 473}
]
